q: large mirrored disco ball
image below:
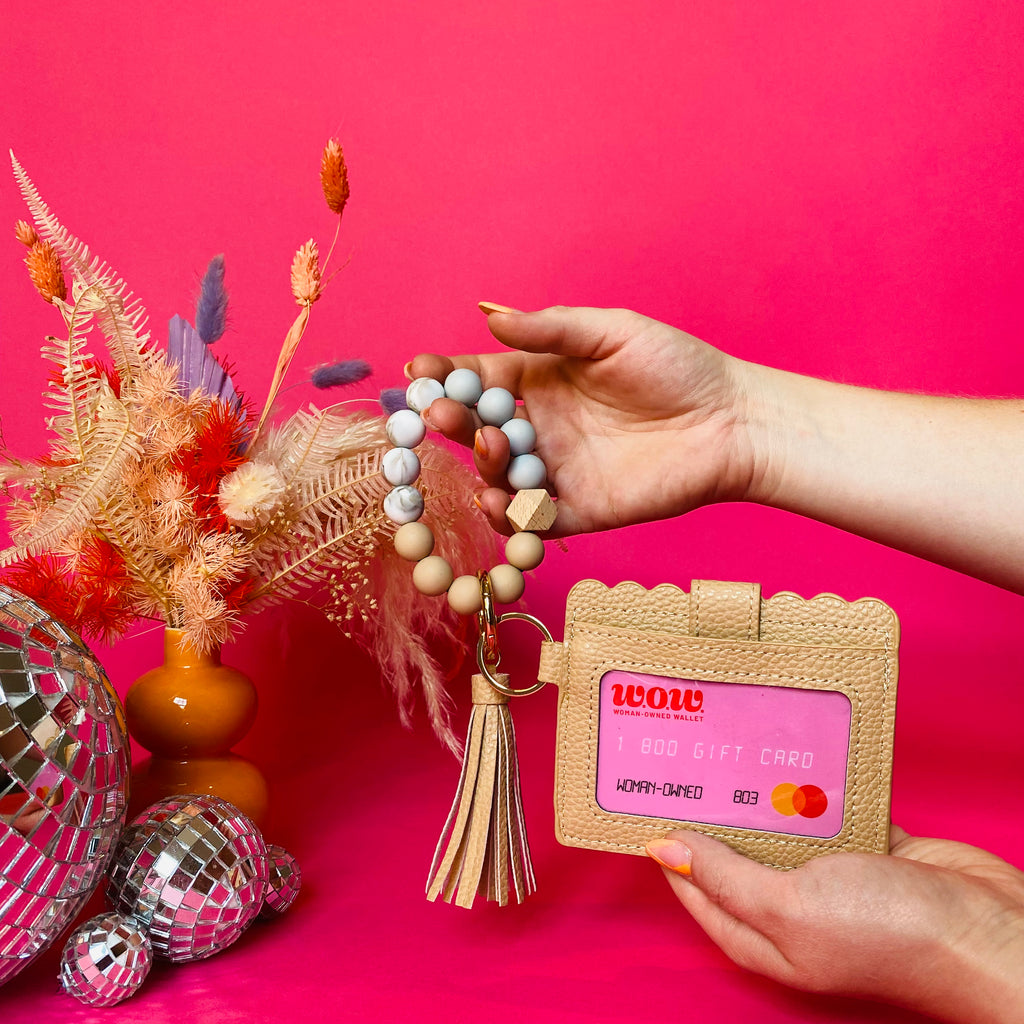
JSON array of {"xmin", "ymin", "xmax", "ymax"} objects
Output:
[
  {"xmin": 0, "ymin": 584, "xmax": 130, "ymax": 987},
  {"xmin": 108, "ymin": 794, "xmax": 270, "ymax": 962}
]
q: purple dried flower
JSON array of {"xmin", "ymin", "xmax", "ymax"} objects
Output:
[
  {"xmin": 196, "ymin": 254, "xmax": 229, "ymax": 343},
  {"xmin": 311, "ymin": 359, "xmax": 372, "ymax": 389},
  {"xmin": 379, "ymin": 387, "xmax": 408, "ymax": 415}
]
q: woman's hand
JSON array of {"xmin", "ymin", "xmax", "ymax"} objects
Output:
[
  {"xmin": 409, "ymin": 304, "xmax": 759, "ymax": 536},
  {"xmin": 414, "ymin": 302, "xmax": 1024, "ymax": 589},
  {"xmin": 646, "ymin": 827, "xmax": 1024, "ymax": 1023}
]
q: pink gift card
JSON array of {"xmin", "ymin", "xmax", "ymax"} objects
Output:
[{"xmin": 595, "ymin": 670, "xmax": 852, "ymax": 839}]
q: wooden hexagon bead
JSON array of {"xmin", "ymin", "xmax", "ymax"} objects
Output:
[{"xmin": 505, "ymin": 488, "xmax": 556, "ymax": 534}]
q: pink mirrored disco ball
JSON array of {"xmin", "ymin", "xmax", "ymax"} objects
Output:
[{"xmin": 0, "ymin": 584, "xmax": 130, "ymax": 986}]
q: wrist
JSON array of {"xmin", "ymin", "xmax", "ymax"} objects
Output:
[{"xmin": 722, "ymin": 357, "xmax": 798, "ymax": 508}]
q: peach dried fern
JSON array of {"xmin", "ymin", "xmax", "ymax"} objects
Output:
[{"xmin": 11, "ymin": 151, "xmax": 149, "ymax": 386}]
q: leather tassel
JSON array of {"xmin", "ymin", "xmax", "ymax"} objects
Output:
[{"xmin": 426, "ymin": 673, "xmax": 536, "ymax": 908}]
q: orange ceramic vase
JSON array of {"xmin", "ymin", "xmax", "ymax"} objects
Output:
[{"xmin": 125, "ymin": 628, "xmax": 268, "ymax": 824}]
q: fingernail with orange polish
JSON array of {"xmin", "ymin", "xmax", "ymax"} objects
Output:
[
  {"xmin": 472, "ymin": 494, "xmax": 484, "ymax": 511},
  {"xmin": 474, "ymin": 430, "xmax": 489, "ymax": 459},
  {"xmin": 403, "ymin": 361, "xmax": 414, "ymax": 381},
  {"xmin": 478, "ymin": 301, "xmax": 519, "ymax": 316},
  {"xmin": 646, "ymin": 839, "xmax": 693, "ymax": 877}
]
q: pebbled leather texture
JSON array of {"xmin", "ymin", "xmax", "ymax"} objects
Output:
[{"xmin": 540, "ymin": 579, "xmax": 900, "ymax": 869}]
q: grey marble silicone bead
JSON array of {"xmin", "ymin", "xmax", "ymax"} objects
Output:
[
  {"xmin": 507, "ymin": 453, "xmax": 547, "ymax": 490},
  {"xmin": 500, "ymin": 417, "xmax": 537, "ymax": 456},
  {"xmin": 405, "ymin": 377, "xmax": 446, "ymax": 414},
  {"xmin": 444, "ymin": 368, "xmax": 483, "ymax": 406},
  {"xmin": 383, "ymin": 485, "xmax": 424, "ymax": 524},
  {"xmin": 385, "ymin": 409, "xmax": 426, "ymax": 449},
  {"xmin": 382, "ymin": 446, "xmax": 421, "ymax": 486},
  {"xmin": 476, "ymin": 386, "xmax": 517, "ymax": 426}
]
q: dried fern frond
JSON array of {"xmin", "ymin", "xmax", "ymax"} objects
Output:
[
  {"xmin": 258, "ymin": 406, "xmax": 387, "ymax": 490},
  {"xmin": 11, "ymin": 151, "xmax": 149, "ymax": 385},
  {"xmin": 246, "ymin": 415, "xmax": 500, "ymax": 751},
  {"xmin": 0, "ymin": 383, "xmax": 142, "ymax": 568}
]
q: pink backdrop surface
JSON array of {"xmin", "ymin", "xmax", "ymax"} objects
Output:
[{"xmin": 1, "ymin": 3, "xmax": 1022, "ymax": 1022}]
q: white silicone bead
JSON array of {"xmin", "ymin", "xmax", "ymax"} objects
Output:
[
  {"xmin": 382, "ymin": 447, "xmax": 421, "ymax": 486},
  {"xmin": 394, "ymin": 521, "xmax": 435, "ymax": 561},
  {"xmin": 476, "ymin": 387, "xmax": 517, "ymax": 426},
  {"xmin": 507, "ymin": 453, "xmax": 546, "ymax": 490},
  {"xmin": 405, "ymin": 377, "xmax": 446, "ymax": 414},
  {"xmin": 488, "ymin": 563, "xmax": 525, "ymax": 604},
  {"xmin": 413, "ymin": 555, "xmax": 454, "ymax": 596},
  {"xmin": 444, "ymin": 368, "xmax": 483, "ymax": 406},
  {"xmin": 505, "ymin": 531, "xmax": 544, "ymax": 571},
  {"xmin": 447, "ymin": 574, "xmax": 482, "ymax": 614},
  {"xmin": 385, "ymin": 409, "xmax": 426, "ymax": 448},
  {"xmin": 383, "ymin": 485, "xmax": 424, "ymax": 524},
  {"xmin": 500, "ymin": 418, "xmax": 537, "ymax": 456}
]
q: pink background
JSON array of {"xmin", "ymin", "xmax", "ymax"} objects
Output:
[{"xmin": 1, "ymin": 3, "xmax": 1022, "ymax": 1021}]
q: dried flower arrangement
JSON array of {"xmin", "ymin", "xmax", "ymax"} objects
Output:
[{"xmin": 0, "ymin": 142, "xmax": 495, "ymax": 748}]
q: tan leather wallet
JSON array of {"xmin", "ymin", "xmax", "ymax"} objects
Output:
[{"xmin": 536, "ymin": 579, "xmax": 899, "ymax": 869}]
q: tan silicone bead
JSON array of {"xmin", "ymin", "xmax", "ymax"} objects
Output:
[
  {"xmin": 413, "ymin": 555, "xmax": 454, "ymax": 596},
  {"xmin": 394, "ymin": 521, "xmax": 435, "ymax": 561},
  {"xmin": 447, "ymin": 574, "xmax": 482, "ymax": 615},
  {"xmin": 504, "ymin": 531, "xmax": 544, "ymax": 571},
  {"xmin": 488, "ymin": 563, "xmax": 525, "ymax": 604}
]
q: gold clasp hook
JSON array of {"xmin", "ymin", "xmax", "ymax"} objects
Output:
[
  {"xmin": 475, "ymin": 609, "xmax": 553, "ymax": 697},
  {"xmin": 476, "ymin": 571, "xmax": 500, "ymax": 666}
]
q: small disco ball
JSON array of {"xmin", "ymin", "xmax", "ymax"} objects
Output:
[
  {"xmin": 0, "ymin": 584, "xmax": 130, "ymax": 987},
  {"xmin": 58, "ymin": 912, "xmax": 152, "ymax": 1006},
  {"xmin": 261, "ymin": 843, "xmax": 302, "ymax": 919},
  {"xmin": 108, "ymin": 794, "xmax": 270, "ymax": 963}
]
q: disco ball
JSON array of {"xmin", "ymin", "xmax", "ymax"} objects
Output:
[
  {"xmin": 107, "ymin": 794, "xmax": 270, "ymax": 962},
  {"xmin": 58, "ymin": 912, "xmax": 152, "ymax": 1006},
  {"xmin": 0, "ymin": 584, "xmax": 130, "ymax": 987}
]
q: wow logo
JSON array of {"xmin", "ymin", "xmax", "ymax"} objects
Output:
[
  {"xmin": 609, "ymin": 681, "xmax": 703, "ymax": 713},
  {"xmin": 771, "ymin": 782, "xmax": 828, "ymax": 819}
]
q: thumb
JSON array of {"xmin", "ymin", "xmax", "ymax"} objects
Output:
[
  {"xmin": 646, "ymin": 830, "xmax": 783, "ymax": 924},
  {"xmin": 646, "ymin": 832, "xmax": 793, "ymax": 977},
  {"xmin": 479, "ymin": 303, "xmax": 644, "ymax": 360}
]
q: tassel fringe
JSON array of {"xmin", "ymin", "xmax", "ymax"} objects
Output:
[{"xmin": 426, "ymin": 673, "xmax": 536, "ymax": 908}]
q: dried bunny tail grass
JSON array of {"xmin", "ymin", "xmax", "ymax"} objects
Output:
[
  {"xmin": 362, "ymin": 439, "xmax": 501, "ymax": 754},
  {"xmin": 14, "ymin": 219, "xmax": 37, "ymax": 246},
  {"xmin": 320, "ymin": 139, "xmax": 350, "ymax": 217},
  {"xmin": 25, "ymin": 240, "xmax": 66, "ymax": 303},
  {"xmin": 290, "ymin": 239, "xmax": 321, "ymax": 305}
]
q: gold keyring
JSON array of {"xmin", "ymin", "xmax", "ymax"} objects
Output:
[{"xmin": 475, "ymin": 611, "xmax": 553, "ymax": 696}]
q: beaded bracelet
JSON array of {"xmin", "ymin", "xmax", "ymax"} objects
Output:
[
  {"xmin": 381, "ymin": 369, "xmax": 557, "ymax": 620},
  {"xmin": 383, "ymin": 368, "xmax": 555, "ymax": 908}
]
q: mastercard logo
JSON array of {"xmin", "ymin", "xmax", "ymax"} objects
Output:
[{"xmin": 771, "ymin": 782, "xmax": 827, "ymax": 818}]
